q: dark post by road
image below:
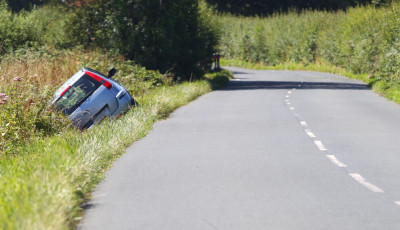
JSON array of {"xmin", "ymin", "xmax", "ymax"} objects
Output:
[{"xmin": 213, "ymin": 53, "xmax": 220, "ymax": 72}]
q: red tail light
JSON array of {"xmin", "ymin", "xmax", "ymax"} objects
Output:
[{"xmin": 85, "ymin": 71, "xmax": 113, "ymax": 89}]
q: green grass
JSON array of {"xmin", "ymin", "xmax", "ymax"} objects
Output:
[
  {"xmin": 0, "ymin": 2, "xmax": 231, "ymax": 228},
  {"xmin": 0, "ymin": 69, "xmax": 232, "ymax": 230},
  {"xmin": 217, "ymin": 3, "xmax": 400, "ymax": 104}
]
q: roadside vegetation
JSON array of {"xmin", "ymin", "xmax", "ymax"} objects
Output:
[
  {"xmin": 3, "ymin": 0, "xmax": 400, "ymax": 228},
  {"xmin": 0, "ymin": 63, "xmax": 231, "ymax": 229},
  {"xmin": 0, "ymin": 0, "xmax": 232, "ymax": 229},
  {"xmin": 0, "ymin": 45, "xmax": 232, "ymax": 229},
  {"xmin": 216, "ymin": 2, "xmax": 400, "ymax": 103}
]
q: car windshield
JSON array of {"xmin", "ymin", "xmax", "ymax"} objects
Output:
[{"xmin": 55, "ymin": 74, "xmax": 101, "ymax": 115}]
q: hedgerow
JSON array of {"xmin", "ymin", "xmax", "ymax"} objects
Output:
[{"xmin": 217, "ymin": 3, "xmax": 400, "ymax": 102}]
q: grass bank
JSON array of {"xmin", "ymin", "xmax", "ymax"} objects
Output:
[
  {"xmin": 217, "ymin": 3, "xmax": 400, "ymax": 104},
  {"xmin": 0, "ymin": 47, "xmax": 232, "ymax": 229}
]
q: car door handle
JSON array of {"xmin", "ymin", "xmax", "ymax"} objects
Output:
[
  {"xmin": 82, "ymin": 110, "xmax": 90, "ymax": 115},
  {"xmin": 116, "ymin": 90, "xmax": 126, "ymax": 99}
]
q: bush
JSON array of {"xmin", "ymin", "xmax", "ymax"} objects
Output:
[
  {"xmin": 0, "ymin": 1, "xmax": 48, "ymax": 55},
  {"xmin": 65, "ymin": 0, "xmax": 220, "ymax": 80},
  {"xmin": 217, "ymin": 3, "xmax": 400, "ymax": 100},
  {"xmin": 0, "ymin": 73, "xmax": 70, "ymax": 156}
]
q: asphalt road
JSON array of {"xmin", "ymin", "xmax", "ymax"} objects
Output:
[{"xmin": 78, "ymin": 67, "xmax": 400, "ymax": 230}]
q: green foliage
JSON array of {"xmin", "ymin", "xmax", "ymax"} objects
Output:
[
  {"xmin": 0, "ymin": 63, "xmax": 71, "ymax": 156},
  {"xmin": 0, "ymin": 1, "xmax": 43, "ymax": 54},
  {"xmin": 0, "ymin": 61, "xmax": 230, "ymax": 229},
  {"xmin": 65, "ymin": 0, "xmax": 220, "ymax": 80},
  {"xmin": 218, "ymin": 3, "xmax": 400, "ymax": 103},
  {"xmin": 0, "ymin": 47, "xmax": 173, "ymax": 156},
  {"xmin": 0, "ymin": 1, "xmax": 72, "ymax": 55},
  {"xmin": 204, "ymin": 69, "xmax": 233, "ymax": 90}
]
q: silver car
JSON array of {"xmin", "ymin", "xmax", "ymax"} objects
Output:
[{"xmin": 51, "ymin": 67, "xmax": 136, "ymax": 129}]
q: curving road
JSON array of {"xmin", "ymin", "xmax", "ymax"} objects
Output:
[{"xmin": 79, "ymin": 67, "xmax": 400, "ymax": 230}]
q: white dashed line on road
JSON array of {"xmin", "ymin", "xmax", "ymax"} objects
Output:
[
  {"xmin": 314, "ymin": 140, "xmax": 327, "ymax": 151},
  {"xmin": 284, "ymin": 84, "xmax": 390, "ymax": 200},
  {"xmin": 300, "ymin": 121, "xmax": 307, "ymax": 127},
  {"xmin": 304, "ymin": 129, "xmax": 316, "ymax": 138},
  {"xmin": 326, "ymin": 155, "xmax": 347, "ymax": 168},
  {"xmin": 349, "ymin": 173, "xmax": 384, "ymax": 193}
]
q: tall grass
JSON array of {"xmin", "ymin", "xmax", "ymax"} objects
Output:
[
  {"xmin": 0, "ymin": 47, "xmax": 172, "ymax": 156},
  {"xmin": 0, "ymin": 45, "xmax": 231, "ymax": 228},
  {"xmin": 0, "ymin": 2, "xmax": 232, "ymax": 228},
  {"xmin": 0, "ymin": 82, "xmax": 212, "ymax": 230},
  {"xmin": 217, "ymin": 3, "xmax": 400, "ymax": 103}
]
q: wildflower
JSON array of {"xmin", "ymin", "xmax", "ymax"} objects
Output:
[
  {"xmin": 0, "ymin": 93, "xmax": 7, "ymax": 105},
  {"xmin": 13, "ymin": 77, "xmax": 21, "ymax": 82}
]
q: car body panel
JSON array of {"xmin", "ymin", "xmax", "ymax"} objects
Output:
[{"xmin": 51, "ymin": 67, "xmax": 136, "ymax": 129}]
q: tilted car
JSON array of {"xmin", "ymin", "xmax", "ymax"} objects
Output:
[{"xmin": 51, "ymin": 67, "xmax": 136, "ymax": 129}]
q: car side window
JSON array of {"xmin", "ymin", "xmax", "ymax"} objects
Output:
[{"xmin": 55, "ymin": 75, "xmax": 101, "ymax": 115}]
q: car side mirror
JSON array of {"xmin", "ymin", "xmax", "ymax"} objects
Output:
[{"xmin": 108, "ymin": 68, "xmax": 117, "ymax": 78}]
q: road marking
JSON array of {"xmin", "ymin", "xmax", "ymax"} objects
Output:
[
  {"xmin": 395, "ymin": 201, "xmax": 400, "ymax": 206},
  {"xmin": 288, "ymin": 91, "xmax": 292, "ymax": 94},
  {"xmin": 326, "ymin": 155, "xmax": 347, "ymax": 167},
  {"xmin": 289, "ymin": 107, "xmax": 295, "ymax": 110},
  {"xmin": 286, "ymin": 95, "xmax": 290, "ymax": 98},
  {"xmin": 314, "ymin": 140, "xmax": 327, "ymax": 151},
  {"xmin": 300, "ymin": 121, "xmax": 307, "ymax": 127},
  {"xmin": 286, "ymin": 102, "xmax": 291, "ymax": 105},
  {"xmin": 349, "ymin": 173, "xmax": 384, "ymax": 193},
  {"xmin": 304, "ymin": 129, "xmax": 316, "ymax": 138}
]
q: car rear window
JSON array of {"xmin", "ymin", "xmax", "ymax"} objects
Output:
[{"xmin": 55, "ymin": 74, "xmax": 102, "ymax": 115}]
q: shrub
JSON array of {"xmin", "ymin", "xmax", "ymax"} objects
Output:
[
  {"xmin": 0, "ymin": 73, "xmax": 70, "ymax": 156},
  {"xmin": 0, "ymin": 1, "xmax": 48, "ymax": 55},
  {"xmin": 217, "ymin": 3, "xmax": 400, "ymax": 92},
  {"xmin": 65, "ymin": 0, "xmax": 220, "ymax": 80}
]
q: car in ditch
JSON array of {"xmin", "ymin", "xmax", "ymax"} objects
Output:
[{"xmin": 50, "ymin": 67, "xmax": 136, "ymax": 130}]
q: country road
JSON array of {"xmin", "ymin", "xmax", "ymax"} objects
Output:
[{"xmin": 78, "ymin": 67, "xmax": 400, "ymax": 230}]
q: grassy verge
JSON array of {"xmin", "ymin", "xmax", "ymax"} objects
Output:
[
  {"xmin": 0, "ymin": 53, "xmax": 232, "ymax": 229},
  {"xmin": 222, "ymin": 58, "xmax": 400, "ymax": 104},
  {"xmin": 216, "ymin": 3, "xmax": 400, "ymax": 104}
]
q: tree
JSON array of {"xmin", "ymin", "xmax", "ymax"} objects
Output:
[{"xmin": 67, "ymin": 0, "xmax": 219, "ymax": 80}]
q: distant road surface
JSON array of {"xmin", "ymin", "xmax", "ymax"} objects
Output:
[{"xmin": 78, "ymin": 67, "xmax": 400, "ymax": 230}]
